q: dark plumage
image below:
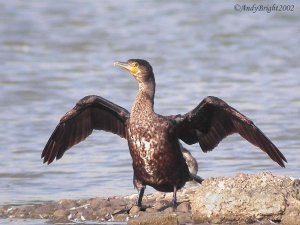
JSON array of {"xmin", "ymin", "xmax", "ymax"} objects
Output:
[
  {"xmin": 180, "ymin": 143, "xmax": 198, "ymax": 175},
  {"xmin": 42, "ymin": 59, "xmax": 287, "ymax": 208}
]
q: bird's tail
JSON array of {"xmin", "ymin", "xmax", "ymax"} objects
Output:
[{"xmin": 189, "ymin": 173, "xmax": 204, "ymax": 184}]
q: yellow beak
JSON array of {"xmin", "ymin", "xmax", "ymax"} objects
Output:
[{"xmin": 114, "ymin": 61, "xmax": 140, "ymax": 76}]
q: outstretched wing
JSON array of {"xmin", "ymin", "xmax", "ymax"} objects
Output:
[
  {"xmin": 175, "ymin": 96, "xmax": 287, "ymax": 167},
  {"xmin": 42, "ymin": 95, "xmax": 130, "ymax": 164}
]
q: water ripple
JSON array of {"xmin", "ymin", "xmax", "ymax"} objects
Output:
[{"xmin": 0, "ymin": 0, "xmax": 299, "ymax": 212}]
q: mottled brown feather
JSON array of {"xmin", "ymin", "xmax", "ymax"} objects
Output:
[
  {"xmin": 176, "ymin": 96, "xmax": 287, "ymax": 167},
  {"xmin": 41, "ymin": 95, "xmax": 129, "ymax": 164}
]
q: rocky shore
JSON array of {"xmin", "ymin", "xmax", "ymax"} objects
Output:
[{"xmin": 1, "ymin": 172, "xmax": 299, "ymax": 225}]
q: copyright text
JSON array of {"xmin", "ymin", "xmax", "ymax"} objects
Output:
[{"xmin": 234, "ymin": 4, "xmax": 295, "ymax": 13}]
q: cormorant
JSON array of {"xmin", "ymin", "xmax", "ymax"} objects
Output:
[{"xmin": 42, "ymin": 59, "xmax": 287, "ymax": 208}]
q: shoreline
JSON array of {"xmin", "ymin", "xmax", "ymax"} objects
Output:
[
  {"xmin": 1, "ymin": 186, "xmax": 197, "ymax": 224},
  {"xmin": 1, "ymin": 172, "xmax": 299, "ymax": 225}
]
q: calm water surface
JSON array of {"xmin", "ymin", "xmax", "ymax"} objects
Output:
[{"xmin": 0, "ymin": 0, "xmax": 299, "ymax": 224}]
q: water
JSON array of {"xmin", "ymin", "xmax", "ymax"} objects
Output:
[
  {"xmin": 0, "ymin": 219, "xmax": 46, "ymax": 225},
  {"xmin": 0, "ymin": 219, "xmax": 124, "ymax": 225},
  {"xmin": 0, "ymin": 0, "xmax": 299, "ymax": 224}
]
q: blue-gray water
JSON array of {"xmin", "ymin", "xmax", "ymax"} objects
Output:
[{"xmin": 0, "ymin": 0, "xmax": 299, "ymax": 224}]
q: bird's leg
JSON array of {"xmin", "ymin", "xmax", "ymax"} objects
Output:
[
  {"xmin": 136, "ymin": 186, "xmax": 145, "ymax": 208},
  {"xmin": 172, "ymin": 186, "xmax": 177, "ymax": 210},
  {"xmin": 133, "ymin": 174, "xmax": 146, "ymax": 209}
]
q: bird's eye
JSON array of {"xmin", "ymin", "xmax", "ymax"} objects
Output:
[{"xmin": 131, "ymin": 62, "xmax": 139, "ymax": 68}]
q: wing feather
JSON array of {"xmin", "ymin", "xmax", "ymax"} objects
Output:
[
  {"xmin": 42, "ymin": 95, "xmax": 129, "ymax": 164},
  {"xmin": 176, "ymin": 96, "xmax": 287, "ymax": 167}
]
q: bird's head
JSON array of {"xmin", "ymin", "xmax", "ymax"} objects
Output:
[{"xmin": 114, "ymin": 59, "xmax": 154, "ymax": 84}]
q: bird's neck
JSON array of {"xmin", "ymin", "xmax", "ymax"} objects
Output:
[{"xmin": 131, "ymin": 77, "xmax": 156, "ymax": 116}]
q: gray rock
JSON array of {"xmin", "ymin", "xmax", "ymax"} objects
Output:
[
  {"xmin": 12, "ymin": 207, "xmax": 31, "ymax": 218},
  {"xmin": 145, "ymin": 207, "xmax": 157, "ymax": 213},
  {"xmin": 95, "ymin": 207, "xmax": 113, "ymax": 218},
  {"xmin": 0, "ymin": 207, "xmax": 7, "ymax": 217},
  {"xmin": 129, "ymin": 205, "xmax": 141, "ymax": 215},
  {"xmin": 176, "ymin": 212, "xmax": 193, "ymax": 224},
  {"xmin": 177, "ymin": 202, "xmax": 190, "ymax": 213},
  {"xmin": 53, "ymin": 209, "xmax": 68, "ymax": 219},
  {"xmin": 163, "ymin": 207, "xmax": 174, "ymax": 213},
  {"xmin": 30, "ymin": 203, "xmax": 58, "ymax": 219},
  {"xmin": 129, "ymin": 212, "xmax": 178, "ymax": 225},
  {"xmin": 89, "ymin": 197, "xmax": 104, "ymax": 209},
  {"xmin": 191, "ymin": 172, "xmax": 300, "ymax": 224},
  {"xmin": 281, "ymin": 199, "xmax": 300, "ymax": 225},
  {"xmin": 153, "ymin": 202, "xmax": 166, "ymax": 211},
  {"xmin": 1, "ymin": 172, "xmax": 299, "ymax": 224},
  {"xmin": 81, "ymin": 208, "xmax": 94, "ymax": 220},
  {"xmin": 113, "ymin": 213, "xmax": 129, "ymax": 221},
  {"xmin": 58, "ymin": 199, "xmax": 77, "ymax": 209}
]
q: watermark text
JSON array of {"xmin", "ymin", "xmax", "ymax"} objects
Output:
[{"xmin": 234, "ymin": 4, "xmax": 295, "ymax": 13}]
